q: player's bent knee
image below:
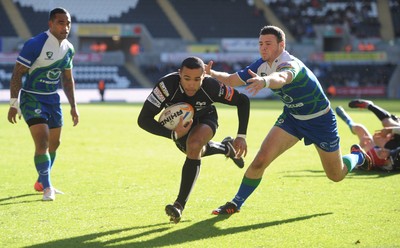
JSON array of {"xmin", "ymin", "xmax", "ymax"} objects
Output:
[
  {"xmin": 249, "ymin": 159, "xmax": 269, "ymax": 172},
  {"xmin": 186, "ymin": 140, "xmax": 206, "ymax": 154},
  {"xmin": 251, "ymin": 154, "xmax": 270, "ymax": 168}
]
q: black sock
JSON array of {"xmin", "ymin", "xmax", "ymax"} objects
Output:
[
  {"xmin": 202, "ymin": 141, "xmax": 226, "ymax": 157},
  {"xmin": 368, "ymin": 104, "xmax": 391, "ymax": 121},
  {"xmin": 175, "ymin": 158, "xmax": 201, "ymax": 209},
  {"xmin": 390, "ymin": 114, "xmax": 400, "ymax": 122}
]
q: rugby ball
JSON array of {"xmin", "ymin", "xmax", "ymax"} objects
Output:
[{"xmin": 158, "ymin": 102, "xmax": 194, "ymax": 130}]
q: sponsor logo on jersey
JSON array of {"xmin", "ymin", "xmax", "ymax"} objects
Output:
[
  {"xmin": 39, "ymin": 79, "xmax": 58, "ymax": 85},
  {"xmin": 147, "ymin": 94, "xmax": 161, "ymax": 108},
  {"xmin": 282, "ymin": 94, "xmax": 304, "ymax": 108},
  {"xmin": 218, "ymin": 83, "xmax": 224, "ymax": 97},
  {"xmin": 196, "ymin": 101, "xmax": 206, "ymax": 107},
  {"xmin": 45, "ymin": 51, "xmax": 54, "ymax": 60},
  {"xmin": 282, "ymin": 94, "xmax": 293, "ymax": 103},
  {"xmin": 153, "ymin": 87, "xmax": 166, "ymax": 102},
  {"xmin": 47, "ymin": 68, "xmax": 62, "ymax": 80},
  {"xmin": 159, "ymin": 82, "xmax": 169, "ymax": 97},
  {"xmin": 277, "ymin": 62, "xmax": 293, "ymax": 71},
  {"xmin": 195, "ymin": 101, "xmax": 207, "ymax": 110},
  {"xmin": 224, "ymin": 86, "xmax": 234, "ymax": 101},
  {"xmin": 286, "ymin": 102, "xmax": 304, "ymax": 108}
]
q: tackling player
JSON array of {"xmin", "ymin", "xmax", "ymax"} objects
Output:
[
  {"xmin": 7, "ymin": 8, "xmax": 79, "ymax": 201},
  {"xmin": 206, "ymin": 25, "xmax": 372, "ymax": 215},
  {"xmin": 137, "ymin": 56, "xmax": 250, "ymax": 223}
]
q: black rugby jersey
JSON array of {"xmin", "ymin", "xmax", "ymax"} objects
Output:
[{"xmin": 138, "ymin": 72, "xmax": 249, "ymax": 140}]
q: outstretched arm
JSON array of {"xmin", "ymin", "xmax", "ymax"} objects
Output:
[
  {"xmin": 245, "ymin": 69, "xmax": 292, "ymax": 96},
  {"xmin": 205, "ymin": 60, "xmax": 245, "ymax": 87}
]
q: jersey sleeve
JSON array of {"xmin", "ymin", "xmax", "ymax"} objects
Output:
[
  {"xmin": 65, "ymin": 43, "xmax": 75, "ymax": 69},
  {"xmin": 207, "ymin": 78, "xmax": 250, "ymax": 135},
  {"xmin": 236, "ymin": 58, "xmax": 265, "ymax": 83},
  {"xmin": 137, "ymin": 79, "xmax": 175, "ymax": 140},
  {"xmin": 17, "ymin": 33, "xmax": 47, "ymax": 68},
  {"xmin": 276, "ymin": 60, "xmax": 299, "ymax": 82}
]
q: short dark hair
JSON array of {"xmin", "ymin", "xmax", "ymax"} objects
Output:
[
  {"xmin": 260, "ymin": 25, "xmax": 285, "ymax": 44},
  {"xmin": 49, "ymin": 7, "xmax": 69, "ymax": 21},
  {"xmin": 180, "ymin": 56, "xmax": 204, "ymax": 70}
]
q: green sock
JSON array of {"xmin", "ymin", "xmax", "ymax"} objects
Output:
[
  {"xmin": 50, "ymin": 152, "xmax": 56, "ymax": 167},
  {"xmin": 232, "ymin": 176, "xmax": 262, "ymax": 209},
  {"xmin": 38, "ymin": 152, "xmax": 56, "ymax": 183}
]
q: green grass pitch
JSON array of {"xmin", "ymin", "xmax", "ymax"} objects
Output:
[{"xmin": 0, "ymin": 99, "xmax": 399, "ymax": 247}]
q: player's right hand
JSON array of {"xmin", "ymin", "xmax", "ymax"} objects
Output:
[
  {"xmin": 7, "ymin": 107, "xmax": 21, "ymax": 124},
  {"xmin": 205, "ymin": 60, "xmax": 214, "ymax": 75},
  {"xmin": 71, "ymin": 106, "xmax": 79, "ymax": 126}
]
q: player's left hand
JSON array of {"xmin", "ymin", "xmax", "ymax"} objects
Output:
[
  {"xmin": 174, "ymin": 116, "xmax": 193, "ymax": 139},
  {"xmin": 71, "ymin": 106, "xmax": 79, "ymax": 126},
  {"xmin": 245, "ymin": 69, "xmax": 266, "ymax": 96},
  {"xmin": 233, "ymin": 136, "xmax": 247, "ymax": 158}
]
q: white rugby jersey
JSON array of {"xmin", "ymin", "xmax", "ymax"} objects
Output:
[
  {"xmin": 237, "ymin": 50, "xmax": 330, "ymax": 119},
  {"xmin": 17, "ymin": 30, "xmax": 74, "ymax": 94}
]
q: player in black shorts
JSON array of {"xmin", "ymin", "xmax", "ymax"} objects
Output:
[{"xmin": 137, "ymin": 56, "xmax": 250, "ymax": 223}]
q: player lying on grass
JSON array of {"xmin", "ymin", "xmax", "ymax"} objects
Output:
[
  {"xmin": 346, "ymin": 99, "xmax": 400, "ymax": 149},
  {"xmin": 336, "ymin": 99, "xmax": 400, "ymax": 172},
  {"xmin": 137, "ymin": 56, "xmax": 250, "ymax": 223}
]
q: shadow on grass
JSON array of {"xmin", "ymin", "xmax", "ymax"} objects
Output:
[
  {"xmin": 0, "ymin": 193, "xmax": 40, "ymax": 205},
  {"xmin": 282, "ymin": 169, "xmax": 399, "ymax": 179},
  {"xmin": 348, "ymin": 168, "xmax": 399, "ymax": 178},
  {"xmin": 26, "ymin": 212, "xmax": 332, "ymax": 247}
]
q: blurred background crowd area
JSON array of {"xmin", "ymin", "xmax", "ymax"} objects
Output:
[{"xmin": 0, "ymin": 0, "xmax": 399, "ymax": 98}]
